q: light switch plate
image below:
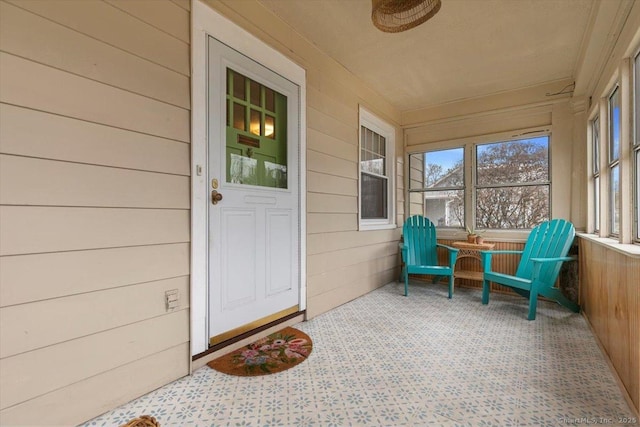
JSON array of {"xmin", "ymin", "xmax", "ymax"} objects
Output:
[{"xmin": 165, "ymin": 289, "xmax": 179, "ymax": 311}]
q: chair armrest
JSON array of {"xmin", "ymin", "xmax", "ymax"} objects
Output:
[
  {"xmin": 479, "ymin": 250, "xmax": 524, "ymax": 255},
  {"xmin": 530, "ymin": 256, "xmax": 576, "ymax": 280},
  {"xmin": 436, "ymin": 243, "xmax": 459, "ymax": 254},
  {"xmin": 530, "ymin": 256, "xmax": 576, "ymax": 263},
  {"xmin": 480, "ymin": 250, "xmax": 523, "ymax": 273},
  {"xmin": 399, "ymin": 243, "xmax": 408, "ymax": 262},
  {"xmin": 437, "ymin": 243, "xmax": 459, "ymax": 267}
]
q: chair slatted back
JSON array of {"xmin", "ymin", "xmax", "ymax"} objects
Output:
[
  {"xmin": 403, "ymin": 215, "xmax": 438, "ymax": 266},
  {"xmin": 515, "ymin": 219, "xmax": 575, "ymax": 283}
]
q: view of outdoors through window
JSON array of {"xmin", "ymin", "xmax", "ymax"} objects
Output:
[
  {"xmin": 609, "ymin": 87, "xmax": 621, "ymax": 235},
  {"xmin": 410, "ymin": 136, "xmax": 550, "ymax": 230},
  {"xmin": 475, "ymin": 137, "xmax": 550, "ymax": 229},
  {"xmin": 360, "ymin": 126, "xmax": 388, "ymax": 219},
  {"xmin": 592, "ymin": 117, "xmax": 600, "ymax": 232},
  {"xmin": 419, "ymin": 148, "xmax": 464, "ymax": 227}
]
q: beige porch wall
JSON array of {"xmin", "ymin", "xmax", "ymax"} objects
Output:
[
  {"xmin": 402, "ymin": 79, "xmax": 585, "ymax": 233},
  {"xmin": 0, "ymin": 0, "xmax": 191, "ymax": 425},
  {"xmin": 202, "ymin": 0, "xmax": 404, "ymax": 319},
  {"xmin": 0, "ymin": 0, "xmax": 403, "ymax": 424}
]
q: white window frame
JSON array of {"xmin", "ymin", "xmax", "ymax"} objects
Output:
[
  {"xmin": 608, "ymin": 85, "xmax": 621, "ymax": 237},
  {"xmin": 407, "ymin": 147, "xmax": 465, "ymax": 228},
  {"xmin": 634, "ymin": 50, "xmax": 640, "ymax": 242},
  {"xmin": 358, "ymin": 106, "xmax": 396, "ymax": 231},
  {"xmin": 591, "ymin": 116, "xmax": 601, "ymax": 234},
  {"xmin": 474, "ymin": 135, "xmax": 551, "ymax": 231},
  {"xmin": 405, "ymin": 127, "xmax": 551, "ymax": 239}
]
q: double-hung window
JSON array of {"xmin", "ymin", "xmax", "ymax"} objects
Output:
[
  {"xmin": 475, "ymin": 136, "xmax": 550, "ymax": 229},
  {"xmin": 408, "ymin": 148, "xmax": 464, "ymax": 227},
  {"xmin": 608, "ymin": 86, "xmax": 621, "ymax": 236},
  {"xmin": 407, "ymin": 134, "xmax": 550, "ymax": 231},
  {"xmin": 359, "ymin": 107, "xmax": 395, "ymax": 230},
  {"xmin": 634, "ymin": 52, "xmax": 640, "ymax": 241},
  {"xmin": 592, "ymin": 117, "xmax": 601, "ymax": 233}
]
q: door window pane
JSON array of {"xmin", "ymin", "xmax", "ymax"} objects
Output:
[
  {"xmin": 250, "ymin": 79, "xmax": 261, "ymax": 106},
  {"xmin": 233, "ymin": 72, "xmax": 246, "ymax": 100},
  {"xmin": 265, "ymin": 87, "xmax": 275, "ymax": 112},
  {"xmin": 233, "ymin": 103, "xmax": 245, "ymax": 131},
  {"xmin": 250, "ymin": 109, "xmax": 261, "ymax": 136},
  {"xmin": 265, "ymin": 115, "xmax": 275, "ymax": 139},
  {"xmin": 226, "ymin": 68, "xmax": 287, "ymax": 188}
]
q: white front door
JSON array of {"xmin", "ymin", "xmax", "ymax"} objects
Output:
[{"xmin": 207, "ymin": 37, "xmax": 300, "ymax": 346}]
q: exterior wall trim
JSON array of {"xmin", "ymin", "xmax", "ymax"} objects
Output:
[{"xmin": 190, "ymin": 0, "xmax": 307, "ymax": 357}]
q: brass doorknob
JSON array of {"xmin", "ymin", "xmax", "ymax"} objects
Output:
[{"xmin": 211, "ymin": 190, "xmax": 223, "ymax": 205}]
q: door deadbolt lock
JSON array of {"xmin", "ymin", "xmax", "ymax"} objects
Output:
[{"xmin": 211, "ymin": 190, "xmax": 223, "ymax": 205}]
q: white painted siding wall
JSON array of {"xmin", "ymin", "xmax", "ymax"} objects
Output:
[{"xmin": 0, "ymin": 1, "xmax": 191, "ymax": 425}]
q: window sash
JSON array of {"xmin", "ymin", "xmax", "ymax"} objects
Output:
[
  {"xmin": 358, "ymin": 107, "xmax": 395, "ymax": 230},
  {"xmin": 408, "ymin": 134, "xmax": 551, "ymax": 231},
  {"xmin": 609, "ymin": 86, "xmax": 621, "ymax": 163},
  {"xmin": 592, "ymin": 117, "xmax": 600, "ymax": 174},
  {"xmin": 475, "ymin": 137, "xmax": 550, "ymax": 187},
  {"xmin": 634, "ymin": 52, "xmax": 640, "ymax": 241}
]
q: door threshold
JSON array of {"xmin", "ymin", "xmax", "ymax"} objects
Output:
[{"xmin": 192, "ymin": 310, "xmax": 305, "ymax": 368}]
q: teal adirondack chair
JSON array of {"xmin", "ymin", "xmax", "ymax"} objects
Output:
[
  {"xmin": 480, "ymin": 219, "xmax": 579, "ymax": 320},
  {"xmin": 400, "ymin": 216, "xmax": 459, "ymax": 298}
]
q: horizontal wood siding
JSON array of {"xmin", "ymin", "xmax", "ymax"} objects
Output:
[
  {"xmin": 579, "ymin": 238, "xmax": 640, "ymax": 413},
  {"xmin": 205, "ymin": 0, "xmax": 403, "ymax": 319},
  {"xmin": 0, "ymin": 0, "xmax": 190, "ymax": 425}
]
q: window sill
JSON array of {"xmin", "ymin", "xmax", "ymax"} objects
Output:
[
  {"xmin": 359, "ymin": 222, "xmax": 397, "ymax": 231},
  {"xmin": 576, "ymin": 233, "xmax": 640, "ymax": 258},
  {"xmin": 435, "ymin": 228, "xmax": 530, "ymax": 243}
]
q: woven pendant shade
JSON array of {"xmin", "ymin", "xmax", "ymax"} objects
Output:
[{"xmin": 371, "ymin": 0, "xmax": 441, "ymax": 33}]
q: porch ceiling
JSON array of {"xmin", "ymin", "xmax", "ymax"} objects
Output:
[{"xmin": 258, "ymin": 0, "xmax": 596, "ymax": 112}]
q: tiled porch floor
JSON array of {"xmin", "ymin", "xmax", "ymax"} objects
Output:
[{"xmin": 82, "ymin": 282, "xmax": 637, "ymax": 427}]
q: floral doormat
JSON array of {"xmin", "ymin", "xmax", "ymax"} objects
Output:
[{"xmin": 207, "ymin": 327, "xmax": 312, "ymax": 376}]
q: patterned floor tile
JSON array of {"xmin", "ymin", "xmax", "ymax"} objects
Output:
[{"xmin": 80, "ymin": 283, "xmax": 637, "ymax": 427}]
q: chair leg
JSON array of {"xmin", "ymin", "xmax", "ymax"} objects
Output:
[
  {"xmin": 447, "ymin": 275, "xmax": 453, "ymax": 299},
  {"xmin": 403, "ymin": 268, "xmax": 409, "ymax": 297},
  {"xmin": 482, "ymin": 279, "xmax": 490, "ymax": 305},
  {"xmin": 542, "ymin": 288, "xmax": 580, "ymax": 313},
  {"xmin": 527, "ymin": 286, "xmax": 539, "ymax": 320}
]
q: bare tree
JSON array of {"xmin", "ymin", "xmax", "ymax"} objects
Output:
[
  {"xmin": 475, "ymin": 140, "xmax": 549, "ymax": 229},
  {"xmin": 424, "ymin": 139, "xmax": 549, "ymax": 229}
]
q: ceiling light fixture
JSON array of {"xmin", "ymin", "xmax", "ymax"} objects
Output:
[{"xmin": 371, "ymin": 0, "xmax": 441, "ymax": 33}]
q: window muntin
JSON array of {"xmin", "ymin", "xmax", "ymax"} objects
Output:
[
  {"xmin": 359, "ymin": 107, "xmax": 395, "ymax": 230},
  {"xmin": 360, "ymin": 126, "xmax": 388, "ymax": 220},
  {"xmin": 634, "ymin": 52, "xmax": 640, "ymax": 241},
  {"xmin": 475, "ymin": 136, "xmax": 550, "ymax": 229},
  {"xmin": 592, "ymin": 117, "xmax": 600, "ymax": 233},
  {"xmin": 609, "ymin": 86, "xmax": 621, "ymax": 235},
  {"xmin": 226, "ymin": 69, "xmax": 287, "ymax": 188},
  {"xmin": 408, "ymin": 148, "xmax": 464, "ymax": 227}
]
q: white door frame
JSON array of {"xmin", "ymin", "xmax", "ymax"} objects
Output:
[{"xmin": 191, "ymin": 0, "xmax": 307, "ymax": 357}]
